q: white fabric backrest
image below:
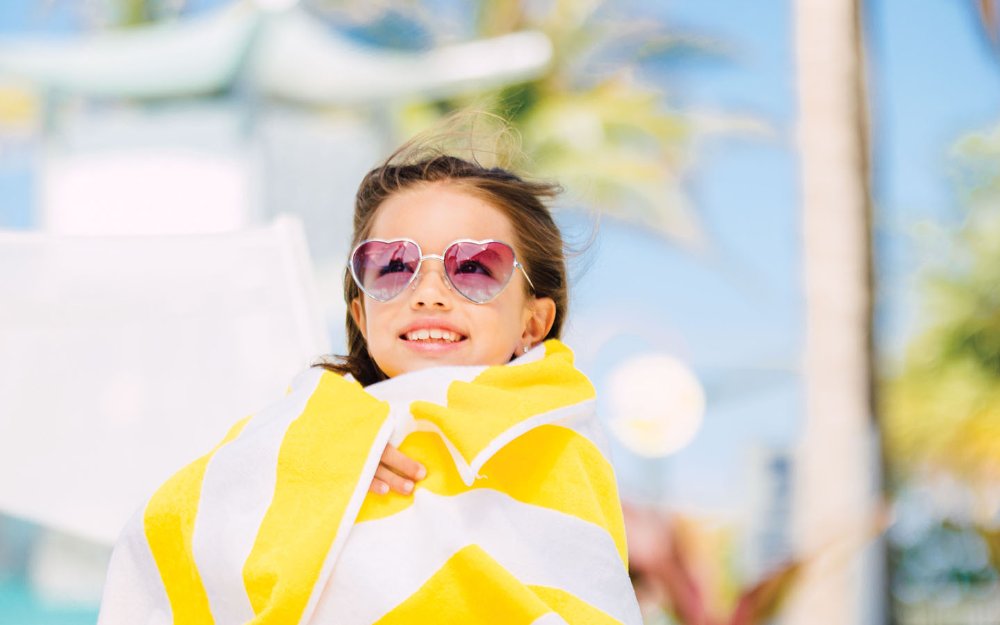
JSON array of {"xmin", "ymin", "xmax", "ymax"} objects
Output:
[{"xmin": 0, "ymin": 216, "xmax": 329, "ymax": 545}]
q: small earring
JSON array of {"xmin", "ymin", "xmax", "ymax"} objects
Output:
[{"xmin": 523, "ymin": 345, "xmax": 531, "ymax": 354}]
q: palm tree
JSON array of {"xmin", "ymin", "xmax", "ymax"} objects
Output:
[{"xmin": 784, "ymin": 1, "xmax": 882, "ymax": 624}]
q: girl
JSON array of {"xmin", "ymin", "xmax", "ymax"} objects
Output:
[
  {"xmin": 330, "ymin": 149, "xmax": 564, "ymax": 498},
  {"xmin": 98, "ymin": 139, "xmax": 641, "ymax": 625}
]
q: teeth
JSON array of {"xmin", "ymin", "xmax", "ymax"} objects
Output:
[{"xmin": 405, "ymin": 329, "xmax": 461, "ymax": 342}]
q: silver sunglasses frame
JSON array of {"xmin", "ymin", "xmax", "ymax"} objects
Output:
[{"xmin": 349, "ymin": 237, "xmax": 535, "ymax": 304}]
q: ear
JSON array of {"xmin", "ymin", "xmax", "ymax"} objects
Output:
[
  {"xmin": 521, "ymin": 296, "xmax": 556, "ymax": 347},
  {"xmin": 350, "ymin": 297, "xmax": 368, "ymax": 341}
]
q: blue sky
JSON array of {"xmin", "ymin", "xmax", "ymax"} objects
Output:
[
  {"xmin": 567, "ymin": 0, "xmax": 802, "ymax": 515},
  {"xmin": 868, "ymin": 0, "xmax": 1000, "ymax": 358}
]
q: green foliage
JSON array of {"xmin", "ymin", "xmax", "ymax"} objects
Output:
[
  {"xmin": 892, "ymin": 522, "xmax": 998, "ymax": 599},
  {"xmin": 100, "ymin": 0, "xmax": 176, "ymax": 27},
  {"xmin": 881, "ymin": 123, "xmax": 1000, "ymax": 492}
]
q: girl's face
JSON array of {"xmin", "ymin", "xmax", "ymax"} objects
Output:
[{"xmin": 350, "ymin": 182, "xmax": 556, "ymax": 378}]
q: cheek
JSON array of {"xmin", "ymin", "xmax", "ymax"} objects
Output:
[
  {"xmin": 361, "ymin": 303, "xmax": 396, "ymax": 346},
  {"xmin": 367, "ymin": 304, "xmax": 392, "ymax": 329},
  {"xmin": 480, "ymin": 299, "xmax": 528, "ymax": 343}
]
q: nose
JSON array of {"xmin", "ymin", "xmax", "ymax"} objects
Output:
[{"xmin": 409, "ymin": 260, "xmax": 452, "ymax": 309}]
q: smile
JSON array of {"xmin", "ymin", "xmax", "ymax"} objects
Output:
[{"xmin": 401, "ymin": 328, "xmax": 466, "ymax": 343}]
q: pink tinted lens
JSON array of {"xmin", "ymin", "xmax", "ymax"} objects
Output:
[
  {"xmin": 443, "ymin": 241, "xmax": 516, "ymax": 302},
  {"xmin": 352, "ymin": 240, "xmax": 420, "ymax": 301}
]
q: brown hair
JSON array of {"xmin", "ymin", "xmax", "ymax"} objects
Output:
[{"xmin": 316, "ymin": 146, "xmax": 568, "ymax": 386}]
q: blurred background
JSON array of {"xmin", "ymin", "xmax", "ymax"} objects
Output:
[{"xmin": 0, "ymin": 0, "xmax": 997, "ymax": 624}]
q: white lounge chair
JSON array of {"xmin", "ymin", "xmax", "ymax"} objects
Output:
[{"xmin": 0, "ymin": 216, "xmax": 328, "ymax": 545}]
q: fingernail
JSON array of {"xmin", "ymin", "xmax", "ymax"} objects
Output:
[
  {"xmin": 415, "ymin": 465, "xmax": 427, "ymax": 481},
  {"xmin": 402, "ymin": 480, "xmax": 414, "ymax": 494},
  {"xmin": 377, "ymin": 483, "xmax": 389, "ymax": 495}
]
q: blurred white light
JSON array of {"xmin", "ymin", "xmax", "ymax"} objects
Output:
[
  {"xmin": 42, "ymin": 149, "xmax": 250, "ymax": 235},
  {"xmin": 607, "ymin": 353, "xmax": 705, "ymax": 458},
  {"xmin": 254, "ymin": 0, "xmax": 299, "ymax": 12}
]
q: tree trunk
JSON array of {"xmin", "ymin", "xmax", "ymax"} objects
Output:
[{"xmin": 786, "ymin": 0, "xmax": 883, "ymax": 624}]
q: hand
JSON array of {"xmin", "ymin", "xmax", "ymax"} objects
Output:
[{"xmin": 369, "ymin": 443, "xmax": 426, "ymax": 496}]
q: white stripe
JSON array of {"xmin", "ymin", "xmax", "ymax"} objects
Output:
[
  {"xmin": 399, "ymin": 399, "xmax": 598, "ymax": 486},
  {"xmin": 462, "ymin": 399, "xmax": 597, "ymax": 483},
  {"xmin": 364, "ymin": 346, "xmax": 577, "ymax": 470},
  {"xmin": 97, "ymin": 509, "xmax": 172, "ymax": 625},
  {"xmin": 192, "ymin": 367, "xmax": 325, "ymax": 624},
  {"xmin": 298, "ymin": 417, "xmax": 395, "ymax": 625},
  {"xmin": 365, "ymin": 364, "xmax": 484, "ymax": 448},
  {"xmin": 530, "ymin": 614, "xmax": 571, "ymax": 625},
  {"xmin": 365, "ymin": 364, "xmax": 485, "ymax": 406},
  {"xmin": 309, "ymin": 489, "xmax": 641, "ymax": 625},
  {"xmin": 362, "ymin": 342, "xmax": 548, "ymax": 450}
]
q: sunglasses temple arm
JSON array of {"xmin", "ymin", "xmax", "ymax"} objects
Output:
[{"xmin": 516, "ymin": 262, "xmax": 536, "ymax": 293}]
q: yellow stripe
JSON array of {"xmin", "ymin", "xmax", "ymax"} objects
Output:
[
  {"xmin": 144, "ymin": 416, "xmax": 251, "ymax": 625},
  {"xmin": 410, "ymin": 340, "xmax": 595, "ymax": 464},
  {"xmin": 373, "ymin": 545, "xmax": 552, "ymax": 625},
  {"xmin": 242, "ymin": 373, "xmax": 390, "ymax": 623},
  {"xmin": 356, "ymin": 424, "xmax": 628, "ymax": 566},
  {"xmin": 529, "ymin": 585, "xmax": 624, "ymax": 624}
]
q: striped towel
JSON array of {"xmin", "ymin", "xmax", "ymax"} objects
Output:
[{"xmin": 98, "ymin": 339, "xmax": 641, "ymax": 625}]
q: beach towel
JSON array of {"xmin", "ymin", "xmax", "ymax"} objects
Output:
[{"xmin": 97, "ymin": 339, "xmax": 642, "ymax": 625}]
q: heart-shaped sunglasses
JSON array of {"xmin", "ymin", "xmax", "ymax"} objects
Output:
[{"xmin": 349, "ymin": 238, "xmax": 535, "ymax": 304}]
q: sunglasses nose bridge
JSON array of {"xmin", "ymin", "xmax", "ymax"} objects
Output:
[{"xmin": 409, "ymin": 254, "xmax": 452, "ymax": 292}]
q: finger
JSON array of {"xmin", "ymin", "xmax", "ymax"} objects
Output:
[
  {"xmin": 380, "ymin": 444, "xmax": 427, "ymax": 481},
  {"xmin": 374, "ymin": 465, "xmax": 415, "ymax": 496},
  {"xmin": 369, "ymin": 477, "xmax": 389, "ymax": 496}
]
